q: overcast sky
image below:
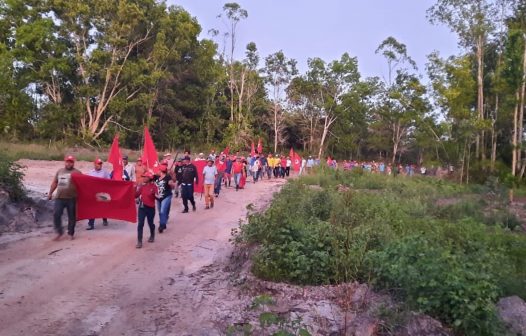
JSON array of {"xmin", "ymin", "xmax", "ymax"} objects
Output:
[{"xmin": 168, "ymin": 0, "xmax": 460, "ymax": 81}]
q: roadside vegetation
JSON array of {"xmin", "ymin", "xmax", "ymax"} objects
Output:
[
  {"xmin": 0, "ymin": 152, "xmax": 26, "ymax": 201},
  {"xmin": 237, "ymin": 167, "xmax": 526, "ymax": 335}
]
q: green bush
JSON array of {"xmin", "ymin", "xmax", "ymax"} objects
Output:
[
  {"xmin": 0, "ymin": 153, "xmax": 26, "ymax": 201},
  {"xmin": 237, "ymin": 172, "xmax": 526, "ymax": 335}
]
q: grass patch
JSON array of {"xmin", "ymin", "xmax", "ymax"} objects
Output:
[{"xmin": 237, "ymin": 169, "xmax": 526, "ymax": 336}]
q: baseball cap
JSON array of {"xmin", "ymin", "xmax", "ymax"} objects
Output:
[
  {"xmin": 207, "ymin": 158, "xmax": 214, "ymax": 162},
  {"xmin": 65, "ymin": 155, "xmax": 75, "ymax": 162},
  {"xmin": 122, "ymin": 155, "xmax": 129, "ymax": 160},
  {"xmin": 183, "ymin": 156, "xmax": 191, "ymax": 161},
  {"xmin": 142, "ymin": 171, "xmax": 154, "ymax": 178},
  {"xmin": 94, "ymin": 158, "xmax": 103, "ymax": 164}
]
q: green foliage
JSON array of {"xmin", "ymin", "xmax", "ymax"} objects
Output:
[
  {"xmin": 237, "ymin": 172, "xmax": 526, "ymax": 335},
  {"xmin": 0, "ymin": 153, "xmax": 26, "ymax": 201}
]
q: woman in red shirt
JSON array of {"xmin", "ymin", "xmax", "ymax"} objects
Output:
[{"xmin": 135, "ymin": 172, "xmax": 158, "ymax": 248}]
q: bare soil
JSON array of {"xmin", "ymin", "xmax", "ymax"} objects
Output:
[{"xmin": 0, "ymin": 160, "xmax": 285, "ymax": 335}]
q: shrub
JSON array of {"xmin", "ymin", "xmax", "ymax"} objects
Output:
[{"xmin": 0, "ymin": 153, "xmax": 26, "ymax": 201}]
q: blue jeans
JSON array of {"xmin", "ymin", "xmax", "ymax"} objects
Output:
[
  {"xmin": 138, "ymin": 205, "xmax": 155, "ymax": 242},
  {"xmin": 214, "ymin": 172, "xmax": 224, "ymax": 195},
  {"xmin": 157, "ymin": 195, "xmax": 172, "ymax": 229},
  {"xmin": 53, "ymin": 198, "xmax": 76, "ymax": 236},
  {"xmin": 234, "ymin": 173, "xmax": 242, "ymax": 187}
]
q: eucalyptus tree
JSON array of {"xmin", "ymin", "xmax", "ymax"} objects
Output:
[{"xmin": 264, "ymin": 50, "xmax": 298, "ymax": 152}]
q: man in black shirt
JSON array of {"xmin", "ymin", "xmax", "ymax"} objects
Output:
[
  {"xmin": 180, "ymin": 156, "xmax": 198, "ymax": 213},
  {"xmin": 174, "ymin": 158, "xmax": 184, "ymax": 198}
]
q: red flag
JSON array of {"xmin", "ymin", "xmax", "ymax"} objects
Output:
[
  {"xmin": 293, "ymin": 152, "xmax": 302, "ymax": 172},
  {"xmin": 289, "ymin": 147, "xmax": 294, "ymax": 160},
  {"xmin": 250, "ymin": 142, "xmax": 255, "ymax": 157},
  {"xmin": 257, "ymin": 138, "xmax": 263, "ymax": 154},
  {"xmin": 108, "ymin": 135, "xmax": 123, "ymax": 181},
  {"xmin": 223, "ymin": 146, "xmax": 230, "ymax": 155},
  {"xmin": 142, "ymin": 127, "xmax": 159, "ymax": 173},
  {"xmin": 72, "ymin": 174, "xmax": 137, "ymax": 223},
  {"xmin": 193, "ymin": 160, "xmax": 207, "ymax": 194}
]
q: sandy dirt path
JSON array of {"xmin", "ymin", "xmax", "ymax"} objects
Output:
[{"xmin": 0, "ymin": 160, "xmax": 285, "ymax": 335}]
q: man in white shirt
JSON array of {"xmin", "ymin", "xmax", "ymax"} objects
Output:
[
  {"xmin": 87, "ymin": 158, "xmax": 111, "ymax": 230},
  {"xmin": 202, "ymin": 159, "xmax": 218, "ymax": 209},
  {"xmin": 123, "ymin": 155, "xmax": 135, "ymax": 181}
]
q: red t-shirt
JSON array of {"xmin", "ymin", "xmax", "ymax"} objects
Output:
[
  {"xmin": 136, "ymin": 183, "xmax": 158, "ymax": 208},
  {"xmin": 281, "ymin": 159, "xmax": 287, "ymax": 168},
  {"xmin": 216, "ymin": 161, "xmax": 226, "ymax": 173},
  {"xmin": 232, "ymin": 162, "xmax": 244, "ymax": 174}
]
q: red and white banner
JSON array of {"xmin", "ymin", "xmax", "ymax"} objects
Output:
[{"xmin": 72, "ymin": 174, "xmax": 137, "ymax": 223}]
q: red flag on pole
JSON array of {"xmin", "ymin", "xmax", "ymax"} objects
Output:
[
  {"xmin": 142, "ymin": 127, "xmax": 160, "ymax": 173},
  {"xmin": 293, "ymin": 152, "xmax": 302, "ymax": 172},
  {"xmin": 289, "ymin": 147, "xmax": 294, "ymax": 160},
  {"xmin": 250, "ymin": 142, "xmax": 255, "ymax": 157},
  {"xmin": 193, "ymin": 160, "xmax": 207, "ymax": 194},
  {"xmin": 108, "ymin": 135, "xmax": 123, "ymax": 181},
  {"xmin": 72, "ymin": 174, "xmax": 137, "ymax": 223},
  {"xmin": 257, "ymin": 138, "xmax": 263, "ymax": 154},
  {"xmin": 223, "ymin": 146, "xmax": 230, "ymax": 155}
]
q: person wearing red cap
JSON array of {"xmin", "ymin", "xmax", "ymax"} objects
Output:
[
  {"xmin": 232, "ymin": 157, "xmax": 244, "ymax": 191},
  {"xmin": 86, "ymin": 158, "xmax": 111, "ymax": 230},
  {"xmin": 48, "ymin": 155, "xmax": 82, "ymax": 240},
  {"xmin": 155, "ymin": 160, "xmax": 175, "ymax": 233},
  {"xmin": 135, "ymin": 171, "xmax": 158, "ymax": 248}
]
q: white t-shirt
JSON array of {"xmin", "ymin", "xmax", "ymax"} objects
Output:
[{"xmin": 202, "ymin": 166, "xmax": 218, "ymax": 184}]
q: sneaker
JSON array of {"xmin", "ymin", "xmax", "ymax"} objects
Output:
[
  {"xmin": 86, "ymin": 226, "xmax": 94, "ymax": 231},
  {"xmin": 182, "ymin": 209, "xmax": 189, "ymax": 213},
  {"xmin": 103, "ymin": 220, "xmax": 108, "ymax": 226},
  {"xmin": 158, "ymin": 227, "xmax": 164, "ymax": 233},
  {"xmin": 205, "ymin": 206, "xmax": 210, "ymax": 210},
  {"xmin": 136, "ymin": 242, "xmax": 143, "ymax": 248},
  {"xmin": 148, "ymin": 236, "xmax": 154, "ymax": 243}
]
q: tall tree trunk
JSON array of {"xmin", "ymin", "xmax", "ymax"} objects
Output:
[
  {"xmin": 518, "ymin": 37, "xmax": 526, "ymax": 176},
  {"xmin": 476, "ymin": 34, "xmax": 485, "ymax": 160},
  {"xmin": 274, "ymin": 103, "xmax": 278, "ymax": 153},
  {"xmin": 491, "ymin": 96, "xmax": 498, "ymax": 172},
  {"xmin": 512, "ymin": 93, "xmax": 519, "ymax": 177}
]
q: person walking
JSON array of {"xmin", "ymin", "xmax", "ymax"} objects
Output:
[
  {"xmin": 48, "ymin": 155, "xmax": 82, "ymax": 241},
  {"xmin": 232, "ymin": 157, "xmax": 244, "ymax": 191},
  {"xmin": 135, "ymin": 172, "xmax": 158, "ymax": 248},
  {"xmin": 123, "ymin": 155, "xmax": 136, "ymax": 181},
  {"xmin": 86, "ymin": 158, "xmax": 110, "ymax": 230},
  {"xmin": 224, "ymin": 155, "xmax": 233, "ymax": 188},
  {"xmin": 214, "ymin": 155, "xmax": 226, "ymax": 197},
  {"xmin": 134, "ymin": 158, "xmax": 146, "ymax": 181},
  {"xmin": 202, "ymin": 159, "xmax": 218, "ymax": 209},
  {"xmin": 285, "ymin": 156, "xmax": 292, "ymax": 177},
  {"xmin": 251, "ymin": 155, "xmax": 261, "ymax": 183},
  {"xmin": 174, "ymin": 158, "xmax": 184, "ymax": 198},
  {"xmin": 155, "ymin": 160, "xmax": 175, "ymax": 233},
  {"xmin": 180, "ymin": 156, "xmax": 198, "ymax": 213}
]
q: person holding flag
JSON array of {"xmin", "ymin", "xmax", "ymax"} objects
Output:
[
  {"xmin": 155, "ymin": 160, "xmax": 175, "ymax": 233},
  {"xmin": 86, "ymin": 158, "xmax": 111, "ymax": 230},
  {"xmin": 135, "ymin": 172, "xmax": 158, "ymax": 248},
  {"xmin": 48, "ymin": 155, "xmax": 82, "ymax": 240}
]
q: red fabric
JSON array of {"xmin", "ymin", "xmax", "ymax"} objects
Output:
[
  {"xmin": 216, "ymin": 160, "xmax": 226, "ymax": 173},
  {"xmin": 289, "ymin": 148, "xmax": 294, "ymax": 161},
  {"xmin": 108, "ymin": 135, "xmax": 123, "ymax": 181},
  {"xmin": 232, "ymin": 162, "xmax": 244, "ymax": 174},
  {"xmin": 250, "ymin": 142, "xmax": 255, "ymax": 157},
  {"xmin": 142, "ymin": 127, "xmax": 160, "ymax": 174},
  {"xmin": 293, "ymin": 152, "xmax": 302, "ymax": 171},
  {"xmin": 281, "ymin": 159, "xmax": 287, "ymax": 168},
  {"xmin": 223, "ymin": 146, "xmax": 230, "ymax": 155},
  {"xmin": 193, "ymin": 160, "xmax": 207, "ymax": 194},
  {"xmin": 135, "ymin": 182, "xmax": 158, "ymax": 208},
  {"xmin": 239, "ymin": 174, "xmax": 246, "ymax": 188},
  {"xmin": 257, "ymin": 138, "xmax": 262, "ymax": 154},
  {"xmin": 72, "ymin": 174, "xmax": 137, "ymax": 223}
]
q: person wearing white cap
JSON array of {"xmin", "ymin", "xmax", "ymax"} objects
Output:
[
  {"xmin": 86, "ymin": 158, "xmax": 110, "ymax": 230},
  {"xmin": 195, "ymin": 153, "xmax": 206, "ymax": 161}
]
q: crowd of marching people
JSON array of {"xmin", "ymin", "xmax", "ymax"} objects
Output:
[
  {"xmin": 48, "ymin": 150, "xmax": 305, "ymax": 248},
  {"xmin": 48, "ymin": 147, "xmax": 441, "ymax": 248}
]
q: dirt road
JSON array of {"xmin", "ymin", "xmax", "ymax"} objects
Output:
[{"xmin": 0, "ymin": 160, "xmax": 284, "ymax": 335}]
